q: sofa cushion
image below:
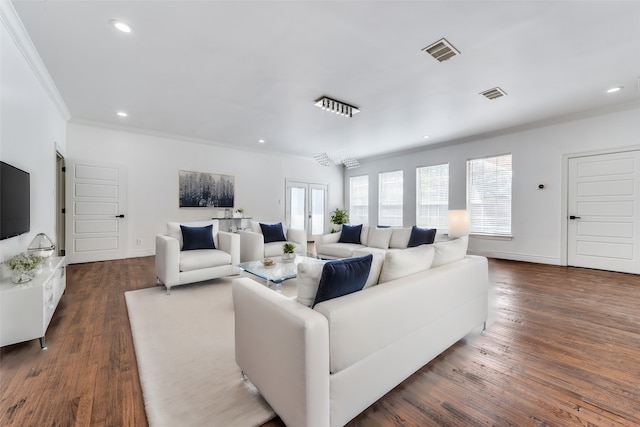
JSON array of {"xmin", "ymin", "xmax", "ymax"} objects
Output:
[
  {"xmin": 260, "ymin": 222, "xmax": 287, "ymax": 243},
  {"xmin": 312, "ymin": 254, "xmax": 373, "ymax": 308},
  {"xmin": 367, "ymin": 227, "xmax": 393, "ymax": 249},
  {"xmin": 407, "ymin": 226, "xmax": 437, "ymax": 247},
  {"xmin": 317, "ymin": 243, "xmax": 365, "ymax": 259},
  {"xmin": 432, "ymin": 236, "xmax": 469, "ymax": 268},
  {"xmin": 389, "ymin": 227, "xmax": 411, "ymax": 249},
  {"xmin": 180, "ymin": 224, "xmax": 215, "ymax": 251},
  {"xmin": 263, "ymin": 241, "xmax": 299, "ymax": 258},
  {"xmin": 352, "ymin": 248, "xmax": 385, "ymax": 288},
  {"xmin": 338, "ymin": 224, "xmax": 362, "ymax": 244},
  {"xmin": 168, "ymin": 220, "xmax": 219, "ymax": 249},
  {"xmin": 296, "ymin": 260, "xmax": 328, "ymax": 307},
  {"xmin": 378, "ymin": 244, "xmax": 435, "ymax": 283},
  {"xmin": 179, "ymin": 249, "xmax": 231, "ymax": 272}
]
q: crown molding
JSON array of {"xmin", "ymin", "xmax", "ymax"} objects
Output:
[{"xmin": 1, "ymin": 0, "xmax": 71, "ymax": 120}]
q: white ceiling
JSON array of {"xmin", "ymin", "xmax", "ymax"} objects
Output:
[{"xmin": 12, "ymin": 1, "xmax": 640, "ymax": 162}]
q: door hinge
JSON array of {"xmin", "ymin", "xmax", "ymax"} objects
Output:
[
  {"xmin": 61, "ymin": 166, "xmax": 66, "ymax": 172},
  {"xmin": 61, "ymin": 208, "xmax": 66, "ymax": 214},
  {"xmin": 60, "ymin": 249, "xmax": 66, "ymax": 256}
]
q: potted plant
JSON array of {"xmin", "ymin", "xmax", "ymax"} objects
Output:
[
  {"xmin": 234, "ymin": 208, "xmax": 244, "ymax": 218},
  {"xmin": 3, "ymin": 252, "xmax": 44, "ymax": 284},
  {"xmin": 330, "ymin": 208, "xmax": 349, "ymax": 233},
  {"xmin": 282, "ymin": 242, "xmax": 296, "ymax": 262}
]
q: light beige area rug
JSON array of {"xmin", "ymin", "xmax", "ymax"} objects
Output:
[{"xmin": 125, "ymin": 277, "xmax": 296, "ymax": 427}]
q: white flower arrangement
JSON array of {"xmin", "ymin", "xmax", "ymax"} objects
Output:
[{"xmin": 3, "ymin": 253, "xmax": 44, "ymax": 283}]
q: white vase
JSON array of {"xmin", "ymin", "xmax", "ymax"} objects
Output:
[{"xmin": 281, "ymin": 253, "xmax": 295, "ymax": 263}]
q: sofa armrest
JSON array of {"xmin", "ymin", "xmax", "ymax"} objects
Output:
[
  {"xmin": 286, "ymin": 228, "xmax": 307, "ymax": 255},
  {"xmin": 232, "ymin": 278, "xmax": 330, "ymax": 427},
  {"xmin": 155, "ymin": 234, "xmax": 180, "ymax": 288},
  {"xmin": 217, "ymin": 231, "xmax": 240, "ymax": 265},
  {"xmin": 316, "ymin": 232, "xmax": 340, "ymax": 246},
  {"xmin": 238, "ymin": 230, "xmax": 264, "ymax": 262}
]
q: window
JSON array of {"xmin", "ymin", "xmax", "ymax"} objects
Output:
[
  {"xmin": 416, "ymin": 163, "xmax": 449, "ymax": 230},
  {"xmin": 467, "ymin": 154, "xmax": 512, "ymax": 235},
  {"xmin": 378, "ymin": 170, "xmax": 403, "ymax": 226},
  {"xmin": 349, "ymin": 175, "xmax": 369, "ymax": 225}
]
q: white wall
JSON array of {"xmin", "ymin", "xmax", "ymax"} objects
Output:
[
  {"xmin": 345, "ymin": 103, "xmax": 640, "ymax": 265},
  {"xmin": 66, "ymin": 123, "xmax": 343, "ymax": 258},
  {"xmin": 0, "ymin": 5, "xmax": 68, "ymax": 262}
]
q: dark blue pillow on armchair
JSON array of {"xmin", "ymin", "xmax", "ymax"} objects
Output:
[
  {"xmin": 260, "ymin": 222, "xmax": 287, "ymax": 243},
  {"xmin": 407, "ymin": 226, "xmax": 437, "ymax": 247},
  {"xmin": 312, "ymin": 254, "xmax": 373, "ymax": 308},
  {"xmin": 338, "ymin": 224, "xmax": 363, "ymax": 244},
  {"xmin": 180, "ymin": 224, "xmax": 215, "ymax": 250}
]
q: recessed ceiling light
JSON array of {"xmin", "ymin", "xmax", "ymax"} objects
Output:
[
  {"xmin": 110, "ymin": 20, "xmax": 134, "ymax": 33},
  {"xmin": 258, "ymin": 139, "xmax": 265, "ymax": 144},
  {"xmin": 117, "ymin": 111, "xmax": 128, "ymax": 117},
  {"xmin": 422, "ymin": 135, "xmax": 430, "ymax": 139},
  {"xmin": 607, "ymin": 86, "xmax": 623, "ymax": 93}
]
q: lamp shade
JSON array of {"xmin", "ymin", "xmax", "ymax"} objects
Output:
[{"xmin": 448, "ymin": 210, "xmax": 470, "ymax": 239}]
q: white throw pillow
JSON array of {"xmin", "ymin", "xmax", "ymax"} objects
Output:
[
  {"xmin": 367, "ymin": 227, "xmax": 393, "ymax": 249},
  {"xmin": 431, "ymin": 236, "xmax": 468, "ymax": 268},
  {"xmin": 296, "ymin": 261, "xmax": 327, "ymax": 307},
  {"xmin": 389, "ymin": 227, "xmax": 411, "ymax": 249},
  {"xmin": 353, "ymin": 249, "xmax": 385, "ymax": 288},
  {"xmin": 378, "ymin": 245, "xmax": 435, "ymax": 283},
  {"xmin": 167, "ymin": 220, "xmax": 219, "ymax": 249}
]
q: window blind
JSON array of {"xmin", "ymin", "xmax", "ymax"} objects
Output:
[
  {"xmin": 378, "ymin": 170, "xmax": 403, "ymax": 226},
  {"xmin": 349, "ymin": 175, "xmax": 369, "ymax": 225},
  {"xmin": 467, "ymin": 154, "xmax": 512, "ymax": 235},
  {"xmin": 416, "ymin": 164, "xmax": 449, "ymax": 230}
]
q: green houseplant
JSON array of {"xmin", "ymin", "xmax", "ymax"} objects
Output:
[
  {"xmin": 3, "ymin": 252, "xmax": 44, "ymax": 284},
  {"xmin": 330, "ymin": 208, "xmax": 349, "ymax": 233},
  {"xmin": 282, "ymin": 242, "xmax": 296, "ymax": 262}
]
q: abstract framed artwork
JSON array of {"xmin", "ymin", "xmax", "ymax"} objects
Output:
[{"xmin": 179, "ymin": 170, "xmax": 235, "ymax": 208}]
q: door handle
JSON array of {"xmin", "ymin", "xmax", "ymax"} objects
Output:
[
  {"xmin": 115, "ymin": 214, "xmax": 125, "ymax": 218},
  {"xmin": 569, "ymin": 215, "xmax": 581, "ymax": 220}
]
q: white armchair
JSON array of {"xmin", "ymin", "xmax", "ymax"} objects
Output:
[
  {"xmin": 237, "ymin": 221, "xmax": 307, "ymax": 262},
  {"xmin": 155, "ymin": 220, "xmax": 240, "ymax": 293}
]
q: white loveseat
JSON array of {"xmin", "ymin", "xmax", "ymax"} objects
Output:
[
  {"xmin": 155, "ymin": 220, "xmax": 240, "ymax": 293},
  {"xmin": 315, "ymin": 225, "xmax": 440, "ymax": 259},
  {"xmin": 237, "ymin": 221, "xmax": 307, "ymax": 262},
  {"xmin": 232, "ymin": 237, "xmax": 488, "ymax": 427}
]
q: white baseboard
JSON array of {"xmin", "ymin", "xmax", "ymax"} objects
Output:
[
  {"xmin": 127, "ymin": 249, "xmax": 155, "ymax": 258},
  {"xmin": 468, "ymin": 249, "xmax": 561, "ymax": 266}
]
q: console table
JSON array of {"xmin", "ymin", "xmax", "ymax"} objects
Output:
[{"xmin": 0, "ymin": 256, "xmax": 66, "ymax": 349}]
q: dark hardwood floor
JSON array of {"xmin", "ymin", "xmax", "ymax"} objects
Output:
[{"xmin": 1, "ymin": 256, "xmax": 639, "ymax": 426}]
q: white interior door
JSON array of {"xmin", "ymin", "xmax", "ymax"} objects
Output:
[
  {"xmin": 285, "ymin": 180, "xmax": 327, "ymax": 240},
  {"xmin": 567, "ymin": 150, "xmax": 640, "ymax": 274},
  {"xmin": 66, "ymin": 160, "xmax": 127, "ymax": 264}
]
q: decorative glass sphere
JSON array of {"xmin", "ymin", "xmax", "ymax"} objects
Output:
[{"xmin": 28, "ymin": 233, "xmax": 56, "ymax": 258}]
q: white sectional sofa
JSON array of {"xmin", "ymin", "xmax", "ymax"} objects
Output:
[
  {"xmin": 315, "ymin": 225, "xmax": 439, "ymax": 259},
  {"xmin": 232, "ymin": 237, "xmax": 488, "ymax": 427}
]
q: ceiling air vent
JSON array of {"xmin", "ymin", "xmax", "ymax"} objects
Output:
[
  {"xmin": 480, "ymin": 87, "xmax": 507, "ymax": 100},
  {"xmin": 422, "ymin": 38, "xmax": 460, "ymax": 62}
]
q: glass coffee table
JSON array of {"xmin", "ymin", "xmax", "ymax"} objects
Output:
[{"xmin": 237, "ymin": 255, "xmax": 323, "ymax": 290}]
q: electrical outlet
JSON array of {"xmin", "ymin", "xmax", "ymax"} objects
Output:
[{"xmin": 136, "ymin": 238, "xmax": 143, "ymax": 246}]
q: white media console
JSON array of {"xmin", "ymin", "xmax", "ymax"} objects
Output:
[{"xmin": 0, "ymin": 256, "xmax": 66, "ymax": 349}]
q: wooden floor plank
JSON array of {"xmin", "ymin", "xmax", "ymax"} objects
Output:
[{"xmin": 1, "ymin": 257, "xmax": 639, "ymax": 426}]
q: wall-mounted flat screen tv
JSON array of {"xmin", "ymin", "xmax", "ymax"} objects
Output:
[{"xmin": 1, "ymin": 161, "xmax": 30, "ymax": 240}]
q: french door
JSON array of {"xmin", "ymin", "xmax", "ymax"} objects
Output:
[
  {"xmin": 567, "ymin": 150, "xmax": 640, "ymax": 274},
  {"xmin": 285, "ymin": 180, "xmax": 328, "ymax": 240}
]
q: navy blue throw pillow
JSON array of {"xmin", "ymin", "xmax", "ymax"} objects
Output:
[
  {"xmin": 407, "ymin": 226, "xmax": 437, "ymax": 247},
  {"xmin": 260, "ymin": 222, "xmax": 287, "ymax": 243},
  {"xmin": 338, "ymin": 224, "xmax": 362, "ymax": 244},
  {"xmin": 312, "ymin": 254, "xmax": 373, "ymax": 308},
  {"xmin": 180, "ymin": 224, "xmax": 215, "ymax": 251}
]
